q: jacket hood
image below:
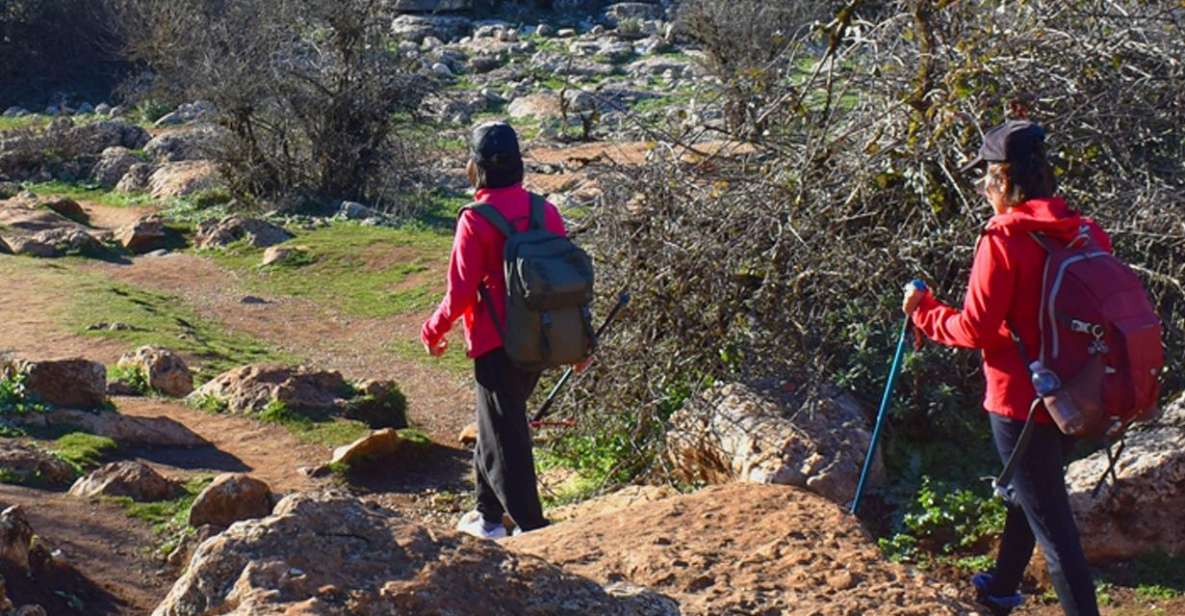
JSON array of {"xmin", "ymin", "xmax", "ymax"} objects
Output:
[{"xmin": 986, "ymin": 197, "xmax": 1092, "ymax": 242}]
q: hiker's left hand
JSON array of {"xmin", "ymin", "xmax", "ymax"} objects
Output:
[{"xmin": 902, "ymin": 282, "xmax": 926, "ymax": 315}]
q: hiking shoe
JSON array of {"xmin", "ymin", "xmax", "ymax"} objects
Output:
[
  {"xmin": 972, "ymin": 572, "xmax": 1024, "ymax": 616},
  {"xmin": 456, "ymin": 510, "xmax": 507, "ymax": 540}
]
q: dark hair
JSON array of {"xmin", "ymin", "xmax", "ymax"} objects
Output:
[
  {"xmin": 473, "ymin": 153, "xmax": 524, "ymax": 189},
  {"xmin": 990, "ymin": 146, "xmax": 1057, "ymax": 204}
]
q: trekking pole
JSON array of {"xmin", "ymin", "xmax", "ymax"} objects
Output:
[
  {"xmin": 850, "ymin": 279, "xmax": 926, "ymax": 516},
  {"xmin": 530, "ymin": 291, "xmax": 631, "ymax": 426}
]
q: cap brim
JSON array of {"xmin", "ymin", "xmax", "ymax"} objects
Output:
[{"xmin": 959, "ymin": 155, "xmax": 985, "ymax": 175}]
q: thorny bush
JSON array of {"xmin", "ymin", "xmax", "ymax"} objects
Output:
[
  {"xmin": 550, "ymin": 1, "xmax": 1185, "ymax": 493},
  {"xmin": 117, "ymin": 0, "xmax": 436, "ymax": 208}
]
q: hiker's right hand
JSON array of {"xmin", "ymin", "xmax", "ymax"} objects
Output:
[{"xmin": 425, "ymin": 336, "xmax": 448, "ymax": 357}]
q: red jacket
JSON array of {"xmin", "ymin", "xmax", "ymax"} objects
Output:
[
  {"xmin": 422, "ymin": 184, "xmax": 567, "ymax": 359},
  {"xmin": 911, "ymin": 197, "xmax": 1113, "ymax": 422}
]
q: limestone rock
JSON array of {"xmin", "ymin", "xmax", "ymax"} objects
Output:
[
  {"xmin": 69, "ymin": 461, "xmax": 179, "ymax": 502},
  {"xmin": 390, "ymin": 15, "xmax": 473, "ymax": 44},
  {"xmin": 0, "ymin": 506, "xmax": 34, "ymax": 571},
  {"xmin": 187, "ymin": 364, "xmax": 350, "ymax": 416},
  {"xmin": 260, "ymin": 245, "xmax": 306, "ymax": 267},
  {"xmin": 149, "ymin": 160, "xmax": 224, "ymax": 199},
  {"xmin": 12, "ymin": 408, "xmax": 208, "ymax": 448},
  {"xmin": 188, "ymin": 473, "xmax": 274, "ymax": 529},
  {"xmin": 547, "ymin": 484, "xmax": 679, "ymax": 523},
  {"xmin": 194, "ymin": 216, "xmax": 292, "ymax": 250},
  {"xmin": 40, "ymin": 197, "xmax": 86, "ymax": 223},
  {"xmin": 392, "ymin": 0, "xmax": 472, "ymax": 10},
  {"xmin": 1067, "ymin": 392, "xmax": 1185, "ymax": 563},
  {"xmin": 665, "ymin": 383, "xmax": 880, "ymax": 506},
  {"xmin": 506, "ymin": 483, "xmax": 974, "ymax": 616},
  {"xmin": 117, "ymin": 346, "xmax": 194, "ymax": 397},
  {"xmin": 153, "ymin": 101, "xmax": 215, "ymax": 127},
  {"xmin": 144, "ymin": 125, "xmax": 225, "ymax": 163},
  {"xmin": 154, "ymin": 491, "xmax": 677, "ymax": 616},
  {"xmin": 605, "ymin": 2, "xmax": 664, "ymax": 25},
  {"xmin": 0, "ymin": 357, "xmax": 106, "ymax": 410},
  {"xmin": 328, "ymin": 428, "xmax": 406, "ymax": 471},
  {"xmin": 507, "ymin": 92, "xmax": 564, "ymax": 120},
  {"xmin": 0, "ymin": 442, "xmax": 76, "ymax": 486},
  {"xmin": 4, "ymin": 227, "xmax": 103, "ymax": 258},
  {"xmin": 115, "ymin": 214, "xmax": 170, "ymax": 254},
  {"xmin": 92, "ymin": 146, "xmax": 141, "ymax": 188},
  {"xmin": 115, "ymin": 162, "xmax": 153, "ymax": 194}
]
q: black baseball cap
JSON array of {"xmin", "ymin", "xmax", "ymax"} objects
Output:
[
  {"xmin": 470, "ymin": 121, "xmax": 521, "ymax": 167},
  {"xmin": 960, "ymin": 119, "xmax": 1046, "ymax": 174}
]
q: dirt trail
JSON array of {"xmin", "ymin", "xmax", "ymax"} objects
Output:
[
  {"xmin": 116, "ymin": 397, "xmax": 325, "ymax": 493},
  {"xmin": 0, "ymin": 483, "xmax": 170, "ymax": 614},
  {"xmin": 87, "ymin": 252, "xmax": 474, "ymax": 443}
]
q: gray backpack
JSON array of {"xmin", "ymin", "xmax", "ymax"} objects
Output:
[{"xmin": 466, "ymin": 194, "xmax": 595, "ymax": 371}]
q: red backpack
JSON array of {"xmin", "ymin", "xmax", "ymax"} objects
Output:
[{"xmin": 1030, "ymin": 227, "xmax": 1164, "ymax": 438}]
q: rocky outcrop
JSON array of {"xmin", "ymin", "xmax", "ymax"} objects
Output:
[
  {"xmin": 507, "ymin": 92, "xmax": 564, "ymax": 120},
  {"xmin": 1067, "ymin": 392, "xmax": 1185, "ymax": 563},
  {"xmin": 117, "ymin": 347, "xmax": 194, "ymax": 397},
  {"xmin": 155, "ymin": 491, "xmax": 677, "ymax": 616},
  {"xmin": 153, "ymin": 101, "xmax": 215, "ymax": 127},
  {"xmin": 507, "ymin": 483, "xmax": 973, "ymax": 616},
  {"xmin": 390, "ymin": 14, "xmax": 473, "ymax": 44},
  {"xmin": 0, "ymin": 442, "xmax": 76, "ymax": 486},
  {"xmin": 69, "ymin": 461, "xmax": 179, "ymax": 501},
  {"xmin": 187, "ymin": 364, "xmax": 358, "ymax": 417},
  {"xmin": 144, "ymin": 125, "xmax": 225, "ymax": 163},
  {"xmin": 92, "ymin": 146, "xmax": 141, "ymax": 188},
  {"xmin": 115, "ymin": 215, "xmax": 171, "ymax": 254},
  {"xmin": 259, "ymin": 245, "xmax": 307, "ymax": 267},
  {"xmin": 665, "ymin": 383, "xmax": 880, "ymax": 507},
  {"xmin": 187, "ymin": 474, "xmax": 274, "ymax": 529},
  {"xmin": 13, "ymin": 409, "xmax": 208, "ymax": 448},
  {"xmin": 0, "ymin": 118, "xmax": 148, "ymax": 182},
  {"xmin": 0, "ymin": 357, "xmax": 106, "ymax": 410},
  {"xmin": 194, "ymin": 216, "xmax": 292, "ymax": 250},
  {"xmin": 547, "ymin": 484, "xmax": 679, "ymax": 523},
  {"xmin": 0, "ymin": 506, "xmax": 35, "ymax": 572},
  {"xmin": 115, "ymin": 162, "xmax": 153, "ymax": 194},
  {"xmin": 0, "ymin": 204, "xmax": 103, "ymax": 259},
  {"xmin": 148, "ymin": 160, "xmax": 224, "ymax": 199}
]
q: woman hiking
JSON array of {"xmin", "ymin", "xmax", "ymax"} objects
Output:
[
  {"xmin": 420, "ymin": 121, "xmax": 567, "ymax": 539},
  {"xmin": 903, "ymin": 118, "xmax": 1103, "ymax": 616}
]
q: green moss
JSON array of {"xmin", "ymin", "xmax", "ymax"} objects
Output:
[
  {"xmin": 65, "ymin": 280, "xmax": 293, "ymax": 382},
  {"xmin": 206, "ymin": 221, "xmax": 452, "ymax": 319},
  {"xmin": 51, "ymin": 432, "xmax": 119, "ymax": 473},
  {"xmin": 188, "ymin": 393, "xmax": 228, "ymax": 414},
  {"xmin": 257, "ymin": 399, "xmax": 371, "ymax": 447},
  {"xmin": 107, "ymin": 363, "xmax": 150, "ymax": 396}
]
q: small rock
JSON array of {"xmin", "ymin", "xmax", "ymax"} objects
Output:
[
  {"xmin": 188, "ymin": 473, "xmax": 274, "ymax": 528},
  {"xmin": 260, "ymin": 246, "xmax": 305, "ymax": 267},
  {"xmin": 344, "ymin": 380, "xmax": 408, "ymax": 430},
  {"xmin": 432, "ymin": 62, "xmax": 454, "ymax": 77},
  {"xmin": 69, "ymin": 461, "xmax": 179, "ymax": 502},
  {"xmin": 827, "ymin": 570, "xmax": 856, "ymax": 591},
  {"xmin": 557, "ymin": 28, "xmax": 577, "ymax": 38},
  {"xmin": 41, "ymin": 198, "xmax": 87, "ymax": 223},
  {"xmin": 536, "ymin": 24, "xmax": 555, "ymax": 37},
  {"xmin": 148, "ymin": 160, "xmax": 224, "ymax": 199},
  {"xmin": 76, "ymin": 102, "xmax": 95, "ymax": 114},
  {"xmin": 240, "ymin": 296, "xmax": 269, "ymax": 305},
  {"xmin": 459, "ymin": 422, "xmax": 478, "ymax": 447},
  {"xmin": 329, "ymin": 428, "xmax": 405, "ymax": 471},
  {"xmin": 337, "ymin": 201, "xmax": 377, "ymax": 220},
  {"xmin": 115, "ymin": 163, "xmax": 154, "ymax": 194},
  {"xmin": 0, "ymin": 506, "xmax": 35, "ymax": 572},
  {"xmin": 117, "ymin": 346, "xmax": 194, "ymax": 397},
  {"xmin": 116, "ymin": 215, "xmax": 170, "ymax": 254},
  {"xmin": 93, "ymin": 146, "xmax": 142, "ymax": 188},
  {"xmin": 590, "ymin": 25, "xmax": 606, "ymax": 36},
  {"xmin": 95, "ymin": 103, "xmax": 113, "ymax": 116},
  {"xmin": 195, "ymin": 216, "xmax": 292, "ymax": 250}
]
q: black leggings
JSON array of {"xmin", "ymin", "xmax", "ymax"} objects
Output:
[
  {"xmin": 988, "ymin": 414, "xmax": 1098, "ymax": 616},
  {"xmin": 473, "ymin": 347, "xmax": 548, "ymax": 531}
]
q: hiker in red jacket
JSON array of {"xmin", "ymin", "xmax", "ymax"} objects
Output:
[
  {"xmin": 904, "ymin": 120, "xmax": 1103, "ymax": 616},
  {"xmin": 421, "ymin": 121, "xmax": 564, "ymax": 539}
]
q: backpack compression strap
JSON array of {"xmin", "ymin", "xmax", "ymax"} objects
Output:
[
  {"xmin": 459, "ymin": 203, "xmax": 514, "ymax": 344},
  {"xmin": 528, "ymin": 193, "xmax": 548, "ymax": 231}
]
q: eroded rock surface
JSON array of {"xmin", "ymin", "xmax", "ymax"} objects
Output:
[
  {"xmin": 69, "ymin": 461, "xmax": 179, "ymax": 502},
  {"xmin": 187, "ymin": 473, "xmax": 274, "ymax": 529},
  {"xmin": 117, "ymin": 346, "xmax": 194, "ymax": 397}
]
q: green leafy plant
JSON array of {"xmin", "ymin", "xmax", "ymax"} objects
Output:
[
  {"xmin": 108, "ymin": 363, "xmax": 150, "ymax": 396},
  {"xmin": 0, "ymin": 370, "xmax": 52, "ymax": 416},
  {"xmin": 189, "ymin": 393, "xmax": 228, "ymax": 414},
  {"xmin": 879, "ymin": 477, "xmax": 1005, "ymax": 566}
]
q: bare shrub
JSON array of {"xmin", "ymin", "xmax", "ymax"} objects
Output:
[
  {"xmin": 117, "ymin": 0, "xmax": 437, "ymax": 208},
  {"xmin": 553, "ymin": 1, "xmax": 1185, "ymax": 488}
]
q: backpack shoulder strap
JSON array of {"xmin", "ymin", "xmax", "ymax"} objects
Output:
[
  {"xmin": 528, "ymin": 193, "xmax": 548, "ymax": 231},
  {"xmin": 1028, "ymin": 231, "xmax": 1059, "ymax": 253},
  {"xmin": 461, "ymin": 202, "xmax": 515, "ymax": 238}
]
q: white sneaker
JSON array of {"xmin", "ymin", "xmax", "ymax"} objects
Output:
[{"xmin": 456, "ymin": 510, "xmax": 508, "ymax": 540}]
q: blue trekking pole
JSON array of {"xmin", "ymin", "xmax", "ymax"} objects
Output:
[{"xmin": 850, "ymin": 279, "xmax": 926, "ymax": 515}]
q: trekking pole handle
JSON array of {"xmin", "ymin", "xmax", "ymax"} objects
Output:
[{"xmin": 531, "ymin": 292, "xmax": 631, "ymax": 424}]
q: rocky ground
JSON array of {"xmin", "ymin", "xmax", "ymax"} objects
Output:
[{"xmin": 2, "ymin": 1, "xmax": 1183, "ymax": 615}]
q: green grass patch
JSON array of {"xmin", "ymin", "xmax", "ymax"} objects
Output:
[
  {"xmin": 205, "ymin": 221, "xmax": 451, "ymax": 319},
  {"xmin": 0, "ymin": 114, "xmax": 51, "ymax": 132},
  {"xmin": 107, "ymin": 363, "xmax": 150, "ymax": 396},
  {"xmin": 51, "ymin": 432, "xmax": 119, "ymax": 473},
  {"xmin": 257, "ymin": 399, "xmax": 371, "ymax": 448},
  {"xmin": 108, "ymin": 475, "xmax": 213, "ymax": 557},
  {"xmin": 22, "ymin": 180, "xmax": 157, "ymax": 209},
  {"xmin": 64, "ymin": 279, "xmax": 292, "ymax": 382},
  {"xmin": 536, "ymin": 449, "xmax": 603, "ymax": 509}
]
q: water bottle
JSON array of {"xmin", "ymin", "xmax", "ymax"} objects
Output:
[{"xmin": 1029, "ymin": 361, "xmax": 1086, "ymax": 435}]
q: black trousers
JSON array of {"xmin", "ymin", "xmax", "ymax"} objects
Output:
[
  {"xmin": 988, "ymin": 414, "xmax": 1099, "ymax": 616},
  {"xmin": 473, "ymin": 347, "xmax": 548, "ymax": 531}
]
